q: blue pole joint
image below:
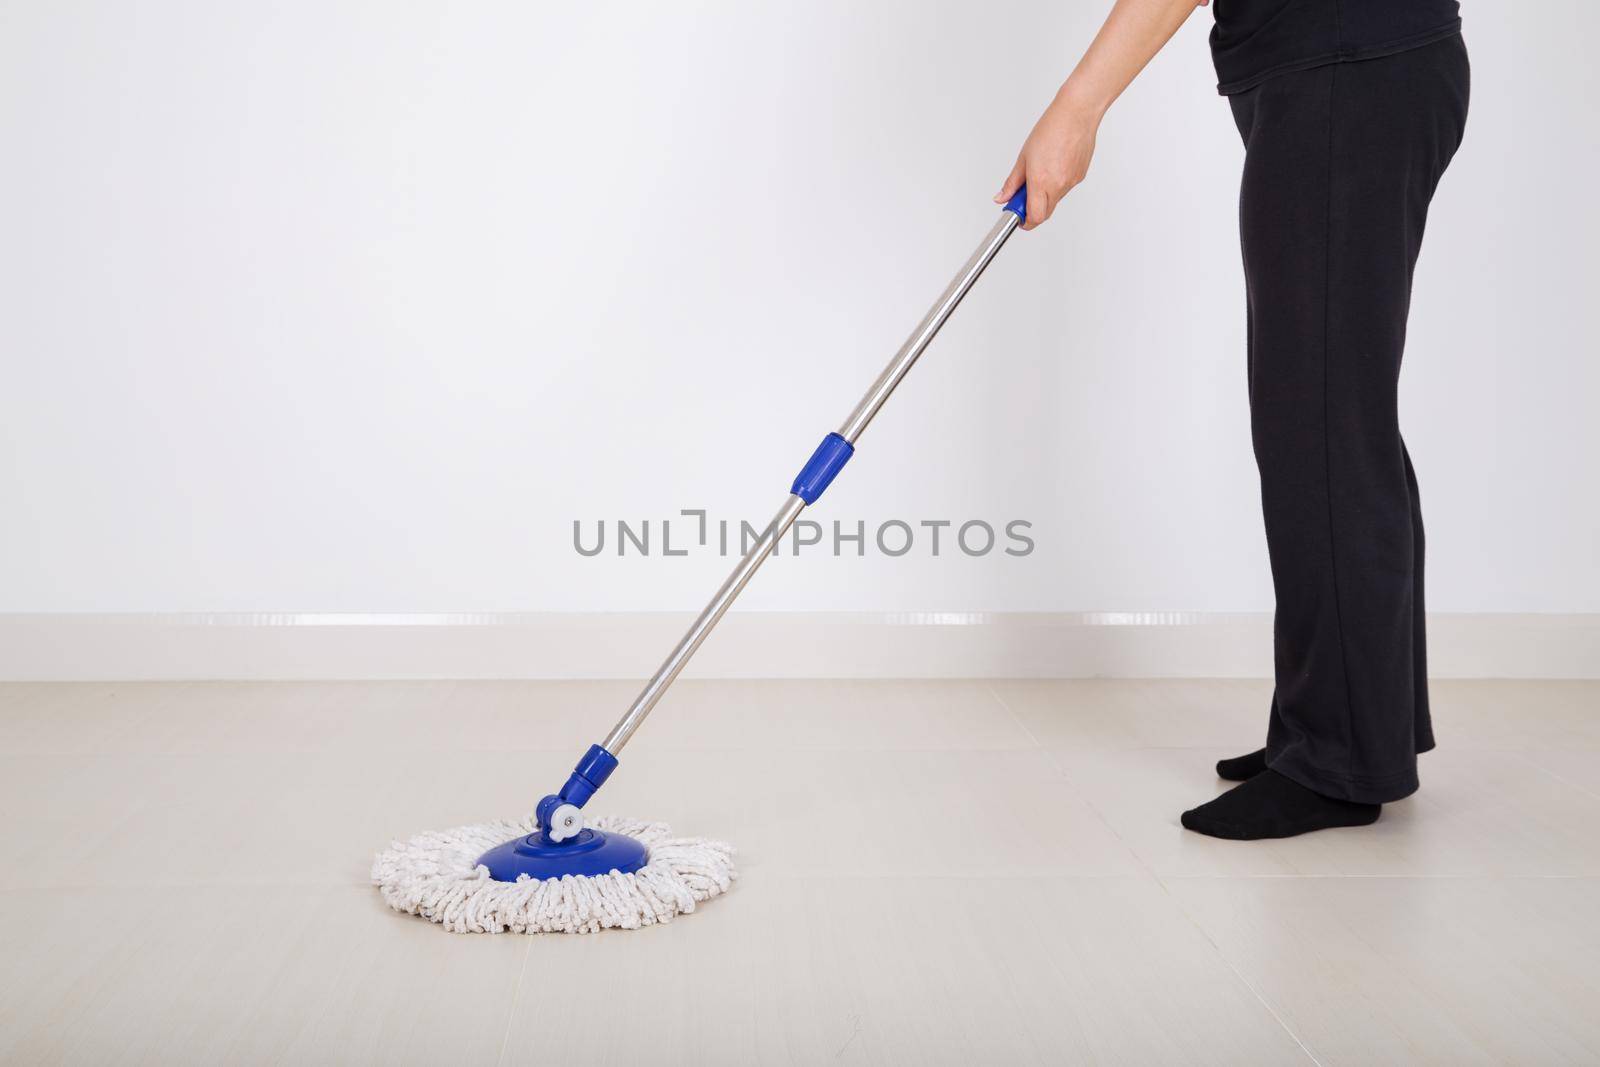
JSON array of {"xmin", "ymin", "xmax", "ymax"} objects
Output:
[
  {"xmin": 535, "ymin": 743, "xmax": 619, "ymax": 840},
  {"xmin": 791, "ymin": 432, "xmax": 854, "ymax": 505},
  {"xmin": 1002, "ymin": 183, "xmax": 1028, "ymax": 225}
]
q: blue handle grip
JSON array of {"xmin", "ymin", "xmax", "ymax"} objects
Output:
[
  {"xmin": 791, "ymin": 432, "xmax": 854, "ymax": 505},
  {"xmin": 1002, "ymin": 184, "xmax": 1028, "ymax": 224}
]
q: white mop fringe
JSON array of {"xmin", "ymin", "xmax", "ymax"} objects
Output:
[{"xmin": 371, "ymin": 815, "xmax": 736, "ymax": 934}]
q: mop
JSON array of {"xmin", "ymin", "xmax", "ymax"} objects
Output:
[{"xmin": 372, "ymin": 187, "xmax": 1033, "ymax": 933}]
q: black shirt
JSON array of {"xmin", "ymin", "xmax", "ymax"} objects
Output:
[{"xmin": 1209, "ymin": 0, "xmax": 1462, "ymax": 94}]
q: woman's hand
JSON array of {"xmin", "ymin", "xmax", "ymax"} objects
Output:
[
  {"xmin": 994, "ymin": 0, "xmax": 1208, "ymax": 230},
  {"xmin": 994, "ymin": 94, "xmax": 1103, "ymax": 231}
]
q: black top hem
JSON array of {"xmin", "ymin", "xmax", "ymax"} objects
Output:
[{"xmin": 1215, "ymin": 18, "xmax": 1462, "ymax": 95}]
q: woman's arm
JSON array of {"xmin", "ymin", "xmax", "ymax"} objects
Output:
[{"xmin": 996, "ymin": 0, "xmax": 1207, "ymax": 229}]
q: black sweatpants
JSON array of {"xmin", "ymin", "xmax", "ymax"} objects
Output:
[{"xmin": 1229, "ymin": 34, "xmax": 1469, "ymax": 804}]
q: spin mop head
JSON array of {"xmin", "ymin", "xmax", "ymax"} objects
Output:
[{"xmin": 372, "ymin": 815, "xmax": 736, "ymax": 934}]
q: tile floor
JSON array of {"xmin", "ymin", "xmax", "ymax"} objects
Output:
[{"xmin": 1, "ymin": 679, "xmax": 1596, "ymax": 1064}]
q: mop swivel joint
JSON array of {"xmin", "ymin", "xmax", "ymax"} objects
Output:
[
  {"xmin": 542, "ymin": 802, "xmax": 582, "ymax": 842},
  {"xmin": 535, "ymin": 744, "xmax": 620, "ymax": 845}
]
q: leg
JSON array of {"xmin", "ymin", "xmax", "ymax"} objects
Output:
[
  {"xmin": 1240, "ymin": 56, "xmax": 1420, "ymax": 804},
  {"xmin": 1188, "ymin": 38, "xmax": 1468, "ymax": 834},
  {"xmin": 1285, "ymin": 36, "xmax": 1465, "ymax": 802}
]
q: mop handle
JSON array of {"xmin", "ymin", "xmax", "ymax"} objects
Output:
[
  {"xmin": 603, "ymin": 186, "xmax": 1028, "ymax": 753},
  {"xmin": 536, "ymin": 188, "xmax": 1028, "ymax": 837}
]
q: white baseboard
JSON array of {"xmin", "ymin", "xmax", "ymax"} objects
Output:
[{"xmin": 0, "ymin": 612, "xmax": 1594, "ymax": 681}]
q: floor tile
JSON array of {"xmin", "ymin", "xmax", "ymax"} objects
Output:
[
  {"xmin": 1170, "ymin": 877, "xmax": 1600, "ymax": 1065},
  {"xmin": 0, "ymin": 682, "xmax": 127, "ymax": 753},
  {"xmin": 1517, "ymin": 747, "xmax": 1600, "ymax": 800},
  {"xmin": 0, "ymin": 885, "xmax": 527, "ymax": 1066},
  {"xmin": 1428, "ymin": 680, "xmax": 1600, "ymax": 751},
  {"xmin": 0, "ymin": 750, "xmax": 416, "ymax": 890},
  {"xmin": 501, "ymin": 874, "xmax": 1310, "ymax": 1066},
  {"xmin": 991, "ymin": 678, "xmax": 1275, "ymax": 750},
  {"xmin": 0, "ymin": 680, "xmax": 466, "ymax": 756}
]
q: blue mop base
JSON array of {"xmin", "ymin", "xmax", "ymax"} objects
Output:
[{"xmin": 476, "ymin": 827, "xmax": 649, "ymax": 882}]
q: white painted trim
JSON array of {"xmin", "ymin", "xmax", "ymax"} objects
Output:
[{"xmin": 0, "ymin": 612, "xmax": 1594, "ymax": 681}]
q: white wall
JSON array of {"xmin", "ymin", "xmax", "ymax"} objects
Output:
[{"xmin": 2, "ymin": 1, "xmax": 1595, "ymax": 620}]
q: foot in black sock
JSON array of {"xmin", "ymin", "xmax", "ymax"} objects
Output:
[
  {"xmin": 1216, "ymin": 747, "xmax": 1267, "ymax": 781},
  {"xmin": 1181, "ymin": 770, "xmax": 1380, "ymax": 840}
]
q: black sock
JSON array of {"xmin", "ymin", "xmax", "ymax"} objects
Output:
[
  {"xmin": 1216, "ymin": 747, "xmax": 1268, "ymax": 781},
  {"xmin": 1181, "ymin": 769, "xmax": 1380, "ymax": 840}
]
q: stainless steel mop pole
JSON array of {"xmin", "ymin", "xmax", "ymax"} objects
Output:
[
  {"xmin": 536, "ymin": 189, "xmax": 1029, "ymax": 842},
  {"xmin": 601, "ymin": 492, "xmax": 807, "ymax": 753},
  {"xmin": 603, "ymin": 206, "xmax": 1023, "ymax": 753}
]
